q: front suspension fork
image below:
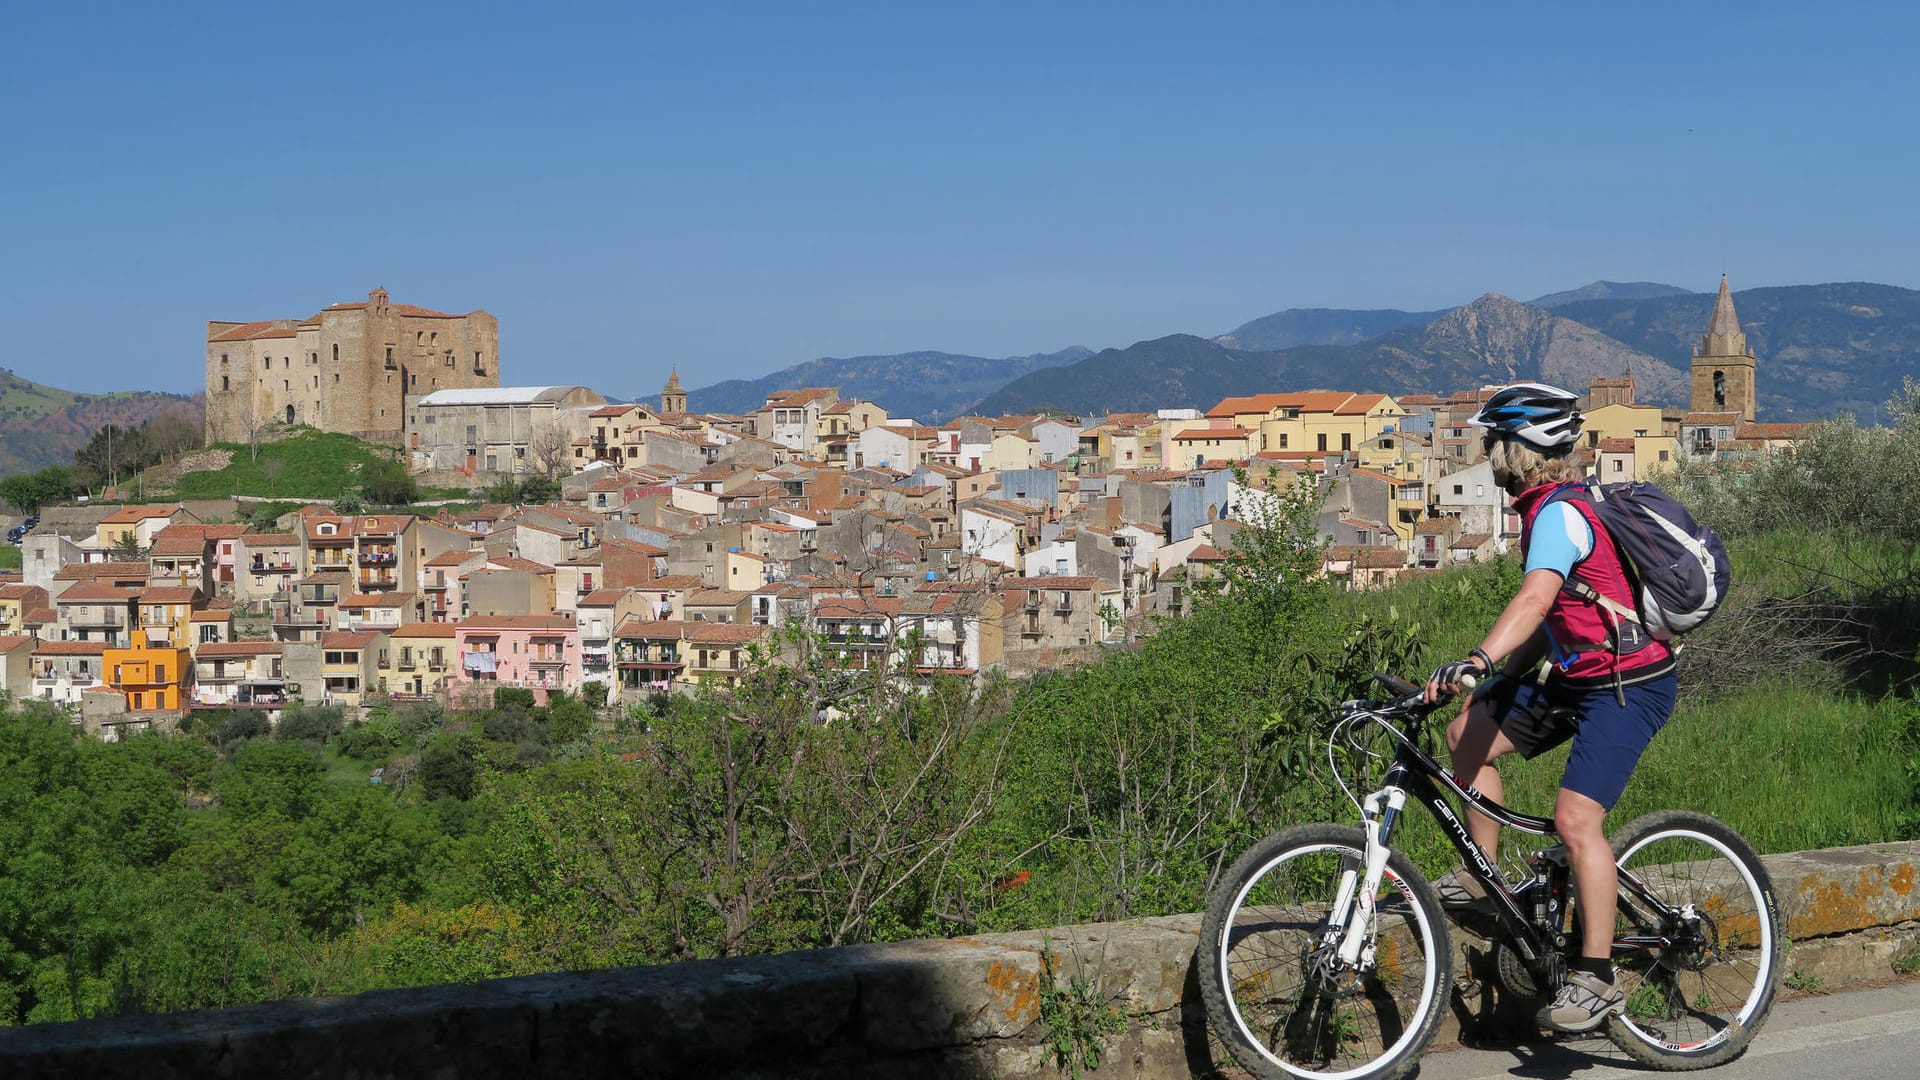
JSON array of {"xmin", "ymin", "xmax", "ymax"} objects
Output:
[{"xmin": 1332, "ymin": 785, "xmax": 1407, "ymax": 967}]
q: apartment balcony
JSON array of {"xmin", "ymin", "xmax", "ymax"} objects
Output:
[
  {"xmin": 423, "ymin": 579, "xmax": 450, "ymax": 592},
  {"xmin": 360, "ymin": 551, "xmax": 399, "ymax": 567},
  {"xmin": 272, "ymin": 609, "xmax": 329, "ymax": 627},
  {"xmin": 252, "ymin": 558, "xmax": 298, "ymax": 572},
  {"xmin": 64, "ymin": 612, "xmax": 126, "ymax": 629},
  {"xmin": 427, "ymin": 659, "xmax": 447, "ymax": 672}
]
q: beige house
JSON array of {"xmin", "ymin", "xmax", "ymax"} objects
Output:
[
  {"xmin": 191, "ymin": 642, "xmax": 287, "ymax": 707},
  {"xmin": 384, "ymin": 622, "xmax": 458, "ymax": 700},
  {"xmin": 236, "ymin": 531, "xmax": 303, "ymax": 609},
  {"xmin": 0, "ymin": 635, "xmax": 33, "ymax": 700},
  {"xmin": 994, "ymin": 576, "xmax": 1124, "ymax": 652},
  {"xmin": 406, "ymin": 385, "xmax": 606, "ymax": 477}
]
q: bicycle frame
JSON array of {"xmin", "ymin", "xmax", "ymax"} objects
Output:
[{"xmin": 1341, "ymin": 704, "xmax": 1685, "ymax": 969}]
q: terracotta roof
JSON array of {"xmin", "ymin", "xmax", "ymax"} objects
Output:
[
  {"xmin": 1736, "ymin": 421, "xmax": 1815, "ymax": 440},
  {"xmin": 1174, "ymin": 426, "xmax": 1252, "ymax": 441},
  {"xmin": 646, "ymin": 575, "xmax": 706, "ymax": 590},
  {"xmin": 577, "ymin": 588, "xmax": 631, "ymax": 606},
  {"xmin": 57, "ymin": 582, "xmax": 137, "ymax": 602},
  {"xmin": 425, "ymin": 549, "xmax": 483, "ymax": 567},
  {"xmin": 458, "ymin": 615, "xmax": 576, "ymax": 631},
  {"xmin": 1450, "ymin": 533, "xmax": 1493, "ymax": 549},
  {"xmin": 484, "ymin": 558, "xmax": 555, "ymax": 573},
  {"xmin": 148, "ymin": 534, "xmax": 211, "ymax": 557},
  {"xmin": 0, "ymin": 584, "xmax": 47, "ymax": 602},
  {"xmin": 390, "ymin": 622, "xmax": 459, "ymax": 638},
  {"xmin": 208, "ymin": 320, "xmax": 277, "ymax": 342},
  {"xmin": 338, "ymin": 592, "xmax": 414, "ymax": 608},
  {"xmin": 1598, "ymin": 437, "xmax": 1636, "ymax": 453},
  {"xmin": 137, "ymin": 587, "xmax": 199, "ymax": 603},
  {"xmin": 99, "ymin": 504, "xmax": 183, "ymax": 525},
  {"xmin": 190, "ymin": 608, "xmax": 232, "ymax": 622},
  {"xmin": 685, "ymin": 622, "xmax": 771, "ymax": 645},
  {"xmin": 241, "ymin": 532, "xmax": 298, "ymax": 545},
  {"xmin": 55, "ymin": 562, "xmax": 152, "ymax": 582},
  {"xmin": 0, "ymin": 634, "xmax": 33, "ymax": 653},
  {"xmin": 35, "ymin": 641, "xmax": 108, "ymax": 656},
  {"xmin": 22, "ymin": 607, "xmax": 55, "ymax": 624},
  {"xmin": 1187, "ymin": 544, "xmax": 1226, "ymax": 561},
  {"xmin": 1682, "ymin": 412, "xmax": 1743, "ymax": 425},
  {"xmin": 1325, "ymin": 545, "xmax": 1407, "ymax": 569},
  {"xmin": 993, "ymin": 576, "xmax": 1106, "ymax": 590},
  {"xmin": 194, "ymin": 642, "xmax": 283, "ymax": 658},
  {"xmin": 816, "ymin": 597, "xmax": 903, "ymax": 619},
  {"xmin": 321, "ymin": 631, "xmax": 380, "ymax": 649}
]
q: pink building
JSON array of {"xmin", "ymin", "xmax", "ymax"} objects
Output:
[{"xmin": 454, "ymin": 614, "xmax": 580, "ymax": 705}]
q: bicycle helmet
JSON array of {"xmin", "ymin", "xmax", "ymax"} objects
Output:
[{"xmin": 1467, "ymin": 382, "xmax": 1584, "ymax": 450}]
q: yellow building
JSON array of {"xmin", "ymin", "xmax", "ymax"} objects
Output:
[
  {"xmin": 1202, "ymin": 391, "xmax": 1406, "ymax": 460},
  {"xmin": 103, "ymin": 629, "xmax": 191, "ymax": 712},
  {"xmin": 0, "ymin": 584, "xmax": 49, "ymax": 635},
  {"xmin": 1582, "ymin": 401, "xmax": 1669, "ymax": 443},
  {"xmin": 135, "ymin": 587, "xmax": 198, "ymax": 649},
  {"xmin": 385, "ymin": 622, "xmax": 458, "ymax": 699}
]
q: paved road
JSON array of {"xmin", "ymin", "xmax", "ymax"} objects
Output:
[{"xmin": 1414, "ymin": 979, "xmax": 1920, "ymax": 1080}]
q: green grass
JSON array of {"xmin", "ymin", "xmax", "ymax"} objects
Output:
[
  {"xmin": 0, "ymin": 545, "xmax": 19, "ymax": 571},
  {"xmin": 169, "ymin": 429, "xmax": 398, "ymax": 500}
]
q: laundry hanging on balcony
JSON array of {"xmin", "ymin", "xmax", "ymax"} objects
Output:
[{"xmin": 463, "ymin": 650, "xmax": 497, "ymax": 673}]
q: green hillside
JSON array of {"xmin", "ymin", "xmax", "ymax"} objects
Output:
[
  {"xmin": 163, "ymin": 429, "xmax": 408, "ymax": 501},
  {"xmin": 0, "ymin": 370, "xmax": 200, "ymax": 477}
]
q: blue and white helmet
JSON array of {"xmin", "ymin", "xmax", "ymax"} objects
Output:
[{"xmin": 1467, "ymin": 382, "xmax": 1584, "ymax": 450}]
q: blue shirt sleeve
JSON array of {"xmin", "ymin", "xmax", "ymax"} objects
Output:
[{"xmin": 1525, "ymin": 500, "xmax": 1594, "ymax": 578}]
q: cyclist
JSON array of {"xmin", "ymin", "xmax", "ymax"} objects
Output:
[{"xmin": 1424, "ymin": 381, "xmax": 1678, "ymax": 1033}]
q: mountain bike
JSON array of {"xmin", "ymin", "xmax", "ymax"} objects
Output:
[{"xmin": 1199, "ymin": 674, "xmax": 1782, "ymax": 1080}]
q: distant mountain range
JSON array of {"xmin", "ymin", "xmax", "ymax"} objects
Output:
[
  {"xmin": 691, "ymin": 280, "xmax": 1920, "ymax": 423},
  {"xmin": 0, "ymin": 370, "xmax": 201, "ymax": 477},
  {"xmin": 972, "ymin": 294, "xmax": 1683, "ymax": 417},
  {"xmin": 687, "ymin": 347, "xmax": 1092, "ymax": 423}
]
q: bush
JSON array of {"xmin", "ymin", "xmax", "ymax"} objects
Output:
[
  {"xmin": 211, "ymin": 710, "xmax": 272, "ymax": 746},
  {"xmin": 418, "ymin": 735, "xmax": 479, "ymax": 801},
  {"xmin": 276, "ymin": 704, "xmax": 346, "ymax": 744},
  {"xmin": 360, "ymin": 459, "xmax": 419, "ymax": 506}
]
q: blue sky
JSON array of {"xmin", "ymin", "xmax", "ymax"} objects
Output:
[{"xmin": 2, "ymin": 2, "xmax": 1914, "ymax": 398}]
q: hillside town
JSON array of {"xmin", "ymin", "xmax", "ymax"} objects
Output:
[{"xmin": 0, "ymin": 278, "xmax": 1810, "ymax": 739}]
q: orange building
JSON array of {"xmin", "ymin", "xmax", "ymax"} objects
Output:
[{"xmin": 103, "ymin": 629, "xmax": 193, "ymax": 712}]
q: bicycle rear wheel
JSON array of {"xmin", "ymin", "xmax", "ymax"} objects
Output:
[
  {"xmin": 1604, "ymin": 810, "xmax": 1783, "ymax": 1069},
  {"xmin": 1199, "ymin": 823, "xmax": 1451, "ymax": 1080}
]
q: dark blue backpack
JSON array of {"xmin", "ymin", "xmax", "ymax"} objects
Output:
[{"xmin": 1557, "ymin": 481, "xmax": 1730, "ymax": 642}]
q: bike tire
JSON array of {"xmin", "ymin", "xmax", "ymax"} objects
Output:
[
  {"xmin": 1199, "ymin": 823, "xmax": 1452, "ymax": 1080},
  {"xmin": 1603, "ymin": 810, "xmax": 1783, "ymax": 1070}
]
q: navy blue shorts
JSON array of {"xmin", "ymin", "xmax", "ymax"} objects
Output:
[{"xmin": 1484, "ymin": 671, "xmax": 1678, "ymax": 809}]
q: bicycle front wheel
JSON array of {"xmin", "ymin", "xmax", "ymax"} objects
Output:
[
  {"xmin": 1605, "ymin": 810, "xmax": 1783, "ymax": 1070},
  {"xmin": 1199, "ymin": 823, "xmax": 1452, "ymax": 1080}
]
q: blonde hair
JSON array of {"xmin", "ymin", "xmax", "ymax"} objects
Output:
[{"xmin": 1486, "ymin": 435, "xmax": 1584, "ymax": 493}]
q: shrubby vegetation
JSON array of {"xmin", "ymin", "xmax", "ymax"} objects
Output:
[{"xmin": 3, "ymin": 389, "xmax": 1918, "ymax": 1026}]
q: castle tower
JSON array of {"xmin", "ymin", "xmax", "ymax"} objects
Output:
[
  {"xmin": 1690, "ymin": 275, "xmax": 1757, "ymax": 420},
  {"xmin": 661, "ymin": 369, "xmax": 687, "ymax": 415}
]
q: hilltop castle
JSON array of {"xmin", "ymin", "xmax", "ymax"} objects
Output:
[{"xmin": 204, "ymin": 288, "xmax": 500, "ymax": 447}]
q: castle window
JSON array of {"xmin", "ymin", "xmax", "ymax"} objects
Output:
[
  {"xmin": 334, "ymin": 373, "xmax": 340, "ymax": 383},
  {"xmin": 430, "ymin": 332, "xmax": 437, "ymax": 346},
  {"xmin": 221, "ymin": 375, "xmax": 229, "ymax": 391},
  {"xmin": 333, "ymin": 344, "xmax": 339, "ymax": 362},
  {"xmin": 385, "ymin": 347, "xmax": 396, "ymax": 370},
  {"xmin": 313, "ymin": 376, "xmax": 319, "ymax": 389},
  {"xmin": 285, "ymin": 405, "xmax": 295, "ymax": 424},
  {"xmin": 1713, "ymin": 371, "xmax": 1726, "ymax": 407},
  {"xmin": 220, "ymin": 353, "xmax": 228, "ymax": 366},
  {"xmin": 416, "ymin": 332, "xmax": 424, "ymax": 346}
]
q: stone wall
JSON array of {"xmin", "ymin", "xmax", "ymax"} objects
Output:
[{"xmin": 2, "ymin": 841, "xmax": 1916, "ymax": 1079}]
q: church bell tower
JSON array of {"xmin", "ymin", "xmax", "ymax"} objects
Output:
[{"xmin": 1690, "ymin": 275, "xmax": 1758, "ymax": 420}]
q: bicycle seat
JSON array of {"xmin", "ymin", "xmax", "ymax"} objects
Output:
[{"xmin": 1545, "ymin": 707, "xmax": 1581, "ymax": 726}]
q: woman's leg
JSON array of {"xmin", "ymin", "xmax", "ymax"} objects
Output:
[
  {"xmin": 1555, "ymin": 787, "xmax": 1615, "ymax": 961},
  {"xmin": 1447, "ymin": 697, "xmax": 1520, "ymax": 860}
]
